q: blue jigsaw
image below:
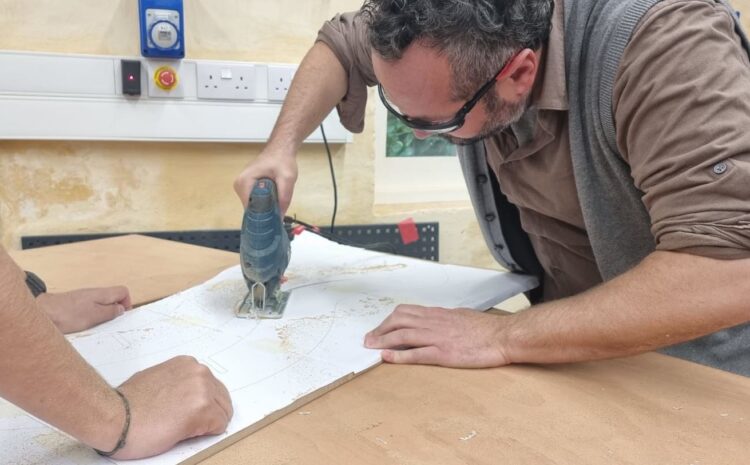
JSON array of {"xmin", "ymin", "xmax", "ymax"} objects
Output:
[{"xmin": 236, "ymin": 178, "xmax": 292, "ymax": 319}]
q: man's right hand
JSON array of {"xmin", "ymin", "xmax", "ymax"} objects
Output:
[
  {"xmin": 233, "ymin": 150, "xmax": 298, "ymax": 213},
  {"xmin": 233, "ymin": 41, "xmax": 349, "ymax": 214},
  {"xmin": 110, "ymin": 356, "xmax": 233, "ymax": 460}
]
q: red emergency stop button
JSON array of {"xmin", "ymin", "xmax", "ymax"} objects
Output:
[{"xmin": 154, "ymin": 66, "xmax": 178, "ymax": 90}]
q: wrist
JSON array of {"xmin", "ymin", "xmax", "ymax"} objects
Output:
[
  {"xmin": 85, "ymin": 388, "xmax": 129, "ymax": 453},
  {"xmin": 35, "ymin": 293, "xmax": 58, "ymax": 321},
  {"xmin": 93, "ymin": 389, "xmax": 131, "ymax": 456},
  {"xmin": 495, "ymin": 312, "xmax": 526, "ymax": 365},
  {"xmin": 35, "ymin": 292, "xmax": 71, "ymax": 331},
  {"xmin": 262, "ymin": 142, "xmax": 299, "ymax": 160}
]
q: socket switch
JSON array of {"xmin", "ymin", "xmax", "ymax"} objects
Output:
[{"xmin": 197, "ymin": 63, "xmax": 256, "ymax": 101}]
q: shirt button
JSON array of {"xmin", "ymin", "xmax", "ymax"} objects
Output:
[
  {"xmin": 477, "ymin": 174, "xmax": 488, "ymax": 184},
  {"xmin": 485, "ymin": 213, "xmax": 496, "ymax": 222},
  {"xmin": 713, "ymin": 162, "xmax": 728, "ymax": 175}
]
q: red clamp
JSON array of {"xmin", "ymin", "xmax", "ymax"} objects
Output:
[{"xmin": 398, "ymin": 218, "xmax": 420, "ymax": 245}]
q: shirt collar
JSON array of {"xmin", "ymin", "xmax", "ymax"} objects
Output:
[{"xmin": 530, "ymin": 0, "xmax": 568, "ymax": 111}]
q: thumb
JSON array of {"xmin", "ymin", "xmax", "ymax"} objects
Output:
[
  {"xmin": 234, "ymin": 173, "xmax": 257, "ymax": 210},
  {"xmin": 92, "ymin": 303, "xmax": 126, "ymax": 327},
  {"xmin": 97, "ymin": 286, "xmax": 132, "ymax": 310}
]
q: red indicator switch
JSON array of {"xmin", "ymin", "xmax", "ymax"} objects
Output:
[{"xmin": 154, "ymin": 66, "xmax": 178, "ymax": 90}]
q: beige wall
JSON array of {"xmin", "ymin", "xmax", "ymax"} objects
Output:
[
  {"xmin": 0, "ymin": 0, "xmax": 749, "ymax": 273},
  {"xmin": 0, "ymin": 0, "xmax": 496, "ymax": 270}
]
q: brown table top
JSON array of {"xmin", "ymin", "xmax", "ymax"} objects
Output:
[{"xmin": 11, "ymin": 235, "xmax": 750, "ymax": 465}]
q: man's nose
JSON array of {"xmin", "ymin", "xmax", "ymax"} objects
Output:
[{"xmin": 412, "ymin": 129, "xmax": 431, "ymax": 140}]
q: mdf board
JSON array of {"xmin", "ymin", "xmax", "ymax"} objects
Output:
[
  {"xmin": 10, "ymin": 234, "xmax": 238, "ymax": 306},
  {"xmin": 1, "ymin": 233, "xmax": 536, "ymax": 464}
]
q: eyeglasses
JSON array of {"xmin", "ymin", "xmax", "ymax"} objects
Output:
[{"xmin": 377, "ymin": 51, "xmax": 520, "ymax": 135}]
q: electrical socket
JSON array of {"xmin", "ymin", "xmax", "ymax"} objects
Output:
[
  {"xmin": 267, "ymin": 65, "xmax": 296, "ymax": 101},
  {"xmin": 196, "ymin": 63, "xmax": 256, "ymax": 100}
]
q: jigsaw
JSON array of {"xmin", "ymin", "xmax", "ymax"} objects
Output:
[{"xmin": 236, "ymin": 178, "xmax": 292, "ymax": 319}]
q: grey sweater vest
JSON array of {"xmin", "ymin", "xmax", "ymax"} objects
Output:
[{"xmin": 458, "ymin": 0, "xmax": 750, "ymax": 376}]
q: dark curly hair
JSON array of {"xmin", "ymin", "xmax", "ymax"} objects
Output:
[{"xmin": 360, "ymin": 0, "xmax": 554, "ymax": 98}]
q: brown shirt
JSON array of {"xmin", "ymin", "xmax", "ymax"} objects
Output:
[{"xmin": 317, "ymin": 0, "xmax": 750, "ymax": 301}]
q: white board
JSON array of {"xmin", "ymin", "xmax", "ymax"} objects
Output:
[{"xmin": 0, "ymin": 232, "xmax": 537, "ymax": 464}]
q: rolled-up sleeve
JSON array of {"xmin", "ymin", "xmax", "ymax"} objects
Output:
[
  {"xmin": 316, "ymin": 12, "xmax": 377, "ymax": 133},
  {"xmin": 613, "ymin": 0, "xmax": 750, "ymax": 259}
]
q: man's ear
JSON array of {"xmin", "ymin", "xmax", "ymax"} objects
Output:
[{"xmin": 497, "ymin": 48, "xmax": 540, "ymax": 101}]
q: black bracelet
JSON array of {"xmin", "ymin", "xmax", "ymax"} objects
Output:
[{"xmin": 94, "ymin": 389, "xmax": 131, "ymax": 457}]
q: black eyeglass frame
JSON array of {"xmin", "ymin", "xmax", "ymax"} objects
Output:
[{"xmin": 377, "ymin": 50, "xmax": 520, "ymax": 135}]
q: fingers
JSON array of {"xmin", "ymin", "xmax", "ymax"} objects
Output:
[
  {"xmin": 233, "ymin": 172, "xmax": 256, "ymax": 210},
  {"xmin": 116, "ymin": 356, "xmax": 234, "ymax": 458},
  {"xmin": 179, "ymin": 358, "xmax": 232, "ymax": 433},
  {"xmin": 365, "ymin": 304, "xmax": 431, "ymax": 341},
  {"xmin": 234, "ymin": 152, "xmax": 298, "ymax": 213},
  {"xmin": 365, "ymin": 328, "xmax": 435, "ymax": 350},
  {"xmin": 98, "ymin": 286, "xmax": 132, "ymax": 310},
  {"xmin": 120, "ymin": 289, "xmax": 133, "ymax": 310},
  {"xmin": 381, "ymin": 346, "xmax": 443, "ymax": 365},
  {"xmin": 88, "ymin": 303, "xmax": 126, "ymax": 327},
  {"xmin": 212, "ymin": 376, "xmax": 234, "ymax": 423},
  {"xmin": 189, "ymin": 365, "xmax": 232, "ymax": 437},
  {"xmin": 90, "ymin": 287, "xmax": 131, "ymax": 325}
]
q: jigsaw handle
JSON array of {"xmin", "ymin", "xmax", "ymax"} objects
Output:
[{"xmin": 240, "ymin": 178, "xmax": 290, "ymax": 287}]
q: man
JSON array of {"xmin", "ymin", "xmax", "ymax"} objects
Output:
[
  {"xmin": 235, "ymin": 0, "xmax": 750, "ymax": 375},
  {"xmin": 0, "ymin": 248, "xmax": 233, "ymax": 458}
]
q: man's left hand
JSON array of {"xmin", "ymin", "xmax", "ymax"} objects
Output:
[
  {"xmin": 364, "ymin": 304, "xmax": 512, "ymax": 368},
  {"xmin": 36, "ymin": 287, "xmax": 132, "ymax": 334}
]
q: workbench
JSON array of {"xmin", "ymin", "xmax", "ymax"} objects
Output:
[{"xmin": 11, "ymin": 235, "xmax": 750, "ymax": 464}]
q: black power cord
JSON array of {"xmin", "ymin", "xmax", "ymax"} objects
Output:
[
  {"xmin": 284, "ymin": 216, "xmax": 397, "ymax": 255},
  {"xmin": 320, "ymin": 124, "xmax": 337, "ymax": 233},
  {"xmin": 312, "ymin": 124, "xmax": 395, "ymax": 254}
]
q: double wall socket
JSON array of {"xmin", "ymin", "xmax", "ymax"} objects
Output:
[
  {"xmin": 267, "ymin": 65, "xmax": 296, "ymax": 101},
  {"xmin": 196, "ymin": 63, "xmax": 256, "ymax": 100}
]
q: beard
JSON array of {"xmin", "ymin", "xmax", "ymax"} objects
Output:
[{"xmin": 439, "ymin": 92, "xmax": 529, "ymax": 146}]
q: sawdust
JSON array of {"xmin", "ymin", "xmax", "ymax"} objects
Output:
[
  {"xmin": 32, "ymin": 432, "xmax": 95, "ymax": 462},
  {"xmin": 169, "ymin": 315, "xmax": 219, "ymax": 331},
  {"xmin": 333, "ymin": 295, "xmax": 396, "ymax": 318},
  {"xmin": 359, "ymin": 421, "xmax": 383, "ymax": 433},
  {"xmin": 275, "ymin": 325, "xmax": 294, "ymax": 352},
  {"xmin": 287, "ymin": 263, "xmax": 407, "ymax": 284},
  {"xmin": 210, "ymin": 279, "xmax": 245, "ymax": 291},
  {"xmin": 117, "ymin": 327, "xmax": 154, "ymax": 335},
  {"xmin": 275, "ymin": 315, "xmax": 335, "ymax": 353},
  {"xmin": 329, "ymin": 263, "xmax": 407, "ymax": 277}
]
